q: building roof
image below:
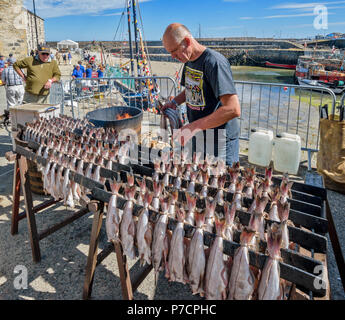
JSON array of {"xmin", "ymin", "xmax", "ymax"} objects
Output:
[
  {"xmin": 57, "ymin": 40, "xmax": 79, "ymax": 45},
  {"xmin": 23, "ymin": 7, "xmax": 45, "ymax": 21}
]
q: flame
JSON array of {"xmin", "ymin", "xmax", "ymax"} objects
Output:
[{"xmin": 116, "ymin": 113, "xmax": 132, "ymax": 120}]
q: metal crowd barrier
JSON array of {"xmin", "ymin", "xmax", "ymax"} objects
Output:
[
  {"xmin": 62, "ymin": 76, "xmax": 339, "ymax": 170},
  {"xmin": 65, "ymin": 76, "xmax": 178, "ymax": 136},
  {"xmin": 234, "ymin": 81, "xmax": 337, "ymax": 170},
  {"xmin": 49, "ymin": 81, "xmax": 65, "ymax": 113}
]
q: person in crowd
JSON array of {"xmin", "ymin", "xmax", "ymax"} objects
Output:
[
  {"xmin": 1, "ymin": 57, "xmax": 25, "ymax": 108},
  {"xmin": 63, "ymin": 53, "xmax": 67, "ymax": 64},
  {"xmin": 30, "ymin": 50, "xmax": 35, "ymax": 57},
  {"xmin": 77, "ymin": 60, "xmax": 86, "ymax": 77},
  {"xmin": 97, "ymin": 65, "xmax": 104, "ymax": 78},
  {"xmin": 55, "ymin": 50, "xmax": 61, "ymax": 65},
  {"xmin": 13, "ymin": 45, "xmax": 61, "ymax": 104},
  {"xmin": 72, "ymin": 64, "xmax": 83, "ymax": 79},
  {"xmin": 71, "ymin": 64, "xmax": 83, "ymax": 97},
  {"xmin": 0, "ymin": 55, "xmax": 5, "ymax": 69},
  {"xmin": 85, "ymin": 64, "xmax": 93, "ymax": 78},
  {"xmin": 160, "ymin": 23, "xmax": 241, "ymax": 165},
  {"xmin": 68, "ymin": 51, "xmax": 72, "ymax": 65}
]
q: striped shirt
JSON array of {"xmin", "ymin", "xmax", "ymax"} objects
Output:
[{"xmin": 1, "ymin": 66, "xmax": 23, "ymax": 86}]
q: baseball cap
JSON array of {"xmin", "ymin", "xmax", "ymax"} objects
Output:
[{"xmin": 38, "ymin": 45, "xmax": 51, "ymax": 53}]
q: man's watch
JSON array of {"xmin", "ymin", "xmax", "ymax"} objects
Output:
[
  {"xmin": 171, "ymin": 99, "xmax": 178, "ymax": 108},
  {"xmin": 48, "ymin": 79, "xmax": 53, "ymax": 83}
]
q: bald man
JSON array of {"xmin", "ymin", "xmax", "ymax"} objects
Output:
[{"xmin": 160, "ymin": 23, "xmax": 241, "ymax": 165}]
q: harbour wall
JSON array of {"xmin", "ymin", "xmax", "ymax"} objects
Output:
[{"xmin": 47, "ymin": 39, "xmax": 326, "ymax": 66}]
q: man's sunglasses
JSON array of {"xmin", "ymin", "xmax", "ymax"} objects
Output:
[{"xmin": 40, "ymin": 52, "xmax": 50, "ymax": 56}]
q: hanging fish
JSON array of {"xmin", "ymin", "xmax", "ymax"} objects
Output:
[
  {"xmin": 167, "ymin": 207, "xmax": 188, "ymax": 284},
  {"xmin": 277, "ymin": 199, "xmax": 291, "ymax": 249},
  {"xmin": 185, "ymin": 192, "xmax": 197, "ymax": 226},
  {"xmin": 204, "ymin": 197, "xmax": 216, "ymax": 233},
  {"xmin": 204, "ymin": 215, "xmax": 229, "ymax": 300},
  {"xmin": 120, "ymin": 185, "xmax": 137, "ymax": 259},
  {"xmin": 152, "ymin": 198, "xmax": 170, "ymax": 274},
  {"xmin": 228, "ymin": 227, "xmax": 256, "ymax": 300},
  {"xmin": 258, "ymin": 223, "xmax": 284, "ymax": 300},
  {"xmin": 268, "ymin": 186, "xmax": 281, "ymax": 222},
  {"xmin": 223, "ymin": 201, "xmax": 237, "ymax": 242},
  {"xmin": 136, "ymin": 191, "xmax": 154, "ymax": 266},
  {"xmin": 105, "ymin": 179, "xmax": 122, "ymax": 243},
  {"xmin": 187, "ymin": 210, "xmax": 206, "ymax": 296}
]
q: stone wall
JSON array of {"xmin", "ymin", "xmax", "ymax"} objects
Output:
[
  {"xmin": 0, "ymin": 0, "xmax": 27, "ymax": 58},
  {"xmin": 26, "ymin": 9, "xmax": 45, "ymax": 54},
  {"xmin": 0, "ymin": 0, "xmax": 45, "ymax": 59}
]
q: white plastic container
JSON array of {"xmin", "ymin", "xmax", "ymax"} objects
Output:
[
  {"xmin": 248, "ymin": 128, "xmax": 274, "ymax": 167},
  {"xmin": 273, "ymin": 132, "xmax": 301, "ymax": 175},
  {"xmin": 10, "ymin": 103, "xmax": 60, "ymax": 151},
  {"xmin": 10, "ymin": 103, "xmax": 60, "ymax": 130}
]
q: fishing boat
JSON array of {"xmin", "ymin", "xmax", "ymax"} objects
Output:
[
  {"xmin": 295, "ymin": 53, "xmax": 345, "ymax": 94},
  {"xmin": 112, "ymin": 0, "xmax": 160, "ymax": 112},
  {"xmin": 265, "ymin": 61, "xmax": 296, "ymax": 70}
]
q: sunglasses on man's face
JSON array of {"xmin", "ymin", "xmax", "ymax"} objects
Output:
[{"xmin": 40, "ymin": 52, "xmax": 50, "ymax": 56}]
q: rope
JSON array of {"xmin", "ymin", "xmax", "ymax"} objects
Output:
[{"xmin": 112, "ymin": 9, "xmax": 125, "ymax": 41}]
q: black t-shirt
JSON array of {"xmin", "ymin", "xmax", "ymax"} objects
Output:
[{"xmin": 181, "ymin": 48, "xmax": 240, "ymax": 139}]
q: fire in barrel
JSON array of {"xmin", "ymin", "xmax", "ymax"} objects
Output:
[{"xmin": 86, "ymin": 106, "xmax": 143, "ymax": 139}]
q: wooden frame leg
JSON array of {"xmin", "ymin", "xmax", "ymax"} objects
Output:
[
  {"xmin": 11, "ymin": 156, "xmax": 21, "ymax": 235},
  {"xmin": 114, "ymin": 241, "xmax": 134, "ymax": 300},
  {"xmin": 18, "ymin": 155, "xmax": 41, "ymax": 263},
  {"xmin": 83, "ymin": 200, "xmax": 105, "ymax": 300}
]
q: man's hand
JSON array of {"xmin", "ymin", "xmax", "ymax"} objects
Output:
[
  {"xmin": 44, "ymin": 79, "xmax": 53, "ymax": 89},
  {"xmin": 172, "ymin": 122, "xmax": 201, "ymax": 147},
  {"xmin": 159, "ymin": 100, "xmax": 177, "ymax": 114}
]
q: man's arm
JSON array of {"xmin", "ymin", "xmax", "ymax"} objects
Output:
[
  {"xmin": 44, "ymin": 61, "xmax": 62, "ymax": 89},
  {"xmin": 51, "ymin": 61, "xmax": 61, "ymax": 83},
  {"xmin": 173, "ymin": 93, "xmax": 241, "ymax": 146},
  {"xmin": 13, "ymin": 58, "xmax": 28, "ymax": 82},
  {"xmin": 189, "ymin": 93, "xmax": 240, "ymax": 131}
]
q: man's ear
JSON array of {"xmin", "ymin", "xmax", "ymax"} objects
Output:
[{"xmin": 184, "ymin": 37, "xmax": 191, "ymax": 47}]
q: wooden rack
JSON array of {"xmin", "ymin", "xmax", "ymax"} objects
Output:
[
  {"xmin": 12, "ymin": 142, "xmax": 327, "ymax": 299},
  {"xmin": 8, "ymin": 137, "xmax": 92, "ymax": 263}
]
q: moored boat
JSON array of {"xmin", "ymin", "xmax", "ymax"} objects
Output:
[{"xmin": 265, "ymin": 61, "xmax": 296, "ymax": 69}]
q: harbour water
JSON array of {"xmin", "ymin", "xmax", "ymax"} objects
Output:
[{"xmin": 231, "ymin": 66, "xmax": 295, "ymax": 84}]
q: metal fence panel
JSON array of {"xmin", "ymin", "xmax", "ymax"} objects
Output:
[
  {"xmin": 63, "ymin": 77, "xmax": 338, "ymax": 169},
  {"xmin": 234, "ymin": 81, "xmax": 337, "ymax": 150},
  {"xmin": 49, "ymin": 81, "xmax": 65, "ymax": 113}
]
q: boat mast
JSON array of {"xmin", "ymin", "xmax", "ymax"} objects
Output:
[
  {"xmin": 132, "ymin": 0, "xmax": 142, "ymax": 77},
  {"xmin": 32, "ymin": 0, "xmax": 39, "ymax": 48},
  {"xmin": 126, "ymin": 0, "xmax": 135, "ymax": 76}
]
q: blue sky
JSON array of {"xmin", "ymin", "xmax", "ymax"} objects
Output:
[{"xmin": 23, "ymin": 0, "xmax": 345, "ymax": 41}]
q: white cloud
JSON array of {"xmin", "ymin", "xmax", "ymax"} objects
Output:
[
  {"xmin": 263, "ymin": 12, "xmax": 330, "ymax": 18},
  {"xmin": 23, "ymin": 0, "xmax": 151, "ymax": 18},
  {"xmin": 240, "ymin": 12, "xmax": 333, "ymax": 20},
  {"xmin": 270, "ymin": 1, "xmax": 345, "ymax": 10}
]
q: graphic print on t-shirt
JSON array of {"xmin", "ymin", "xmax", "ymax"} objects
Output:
[{"xmin": 184, "ymin": 66, "xmax": 205, "ymax": 110}]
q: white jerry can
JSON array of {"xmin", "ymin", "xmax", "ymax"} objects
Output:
[
  {"xmin": 248, "ymin": 128, "xmax": 274, "ymax": 167},
  {"xmin": 273, "ymin": 132, "xmax": 301, "ymax": 175}
]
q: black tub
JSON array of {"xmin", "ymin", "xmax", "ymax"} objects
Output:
[{"xmin": 85, "ymin": 106, "xmax": 143, "ymax": 134}]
